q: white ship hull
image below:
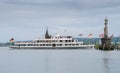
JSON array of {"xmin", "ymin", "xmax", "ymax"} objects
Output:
[{"xmin": 9, "ymin": 45, "xmax": 94, "ymax": 49}]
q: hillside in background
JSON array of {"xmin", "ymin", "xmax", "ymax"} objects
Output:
[{"xmin": 76, "ymin": 37, "xmax": 120, "ymax": 45}]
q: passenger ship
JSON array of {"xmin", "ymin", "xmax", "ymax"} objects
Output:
[{"xmin": 9, "ymin": 29, "xmax": 94, "ymax": 49}]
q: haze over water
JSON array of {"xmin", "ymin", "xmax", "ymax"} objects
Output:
[{"xmin": 0, "ymin": 47, "xmax": 120, "ymax": 73}]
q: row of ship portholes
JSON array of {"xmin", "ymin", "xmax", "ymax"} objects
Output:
[
  {"xmin": 16, "ymin": 43, "xmax": 80, "ymax": 47},
  {"xmin": 36, "ymin": 40, "xmax": 74, "ymax": 43}
]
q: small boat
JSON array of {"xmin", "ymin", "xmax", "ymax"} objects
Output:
[{"xmin": 9, "ymin": 29, "xmax": 94, "ymax": 49}]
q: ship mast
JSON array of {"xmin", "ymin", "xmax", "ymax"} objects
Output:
[{"xmin": 45, "ymin": 27, "xmax": 51, "ymax": 39}]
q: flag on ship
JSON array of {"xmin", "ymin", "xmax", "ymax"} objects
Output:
[
  {"xmin": 78, "ymin": 34, "xmax": 83, "ymax": 36},
  {"xmin": 109, "ymin": 34, "xmax": 114, "ymax": 38},
  {"xmin": 88, "ymin": 33, "xmax": 93, "ymax": 37},
  {"xmin": 10, "ymin": 38, "xmax": 14, "ymax": 42},
  {"xmin": 99, "ymin": 34, "xmax": 104, "ymax": 38}
]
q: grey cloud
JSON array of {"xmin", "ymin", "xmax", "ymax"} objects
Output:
[{"xmin": 0, "ymin": 0, "xmax": 120, "ymax": 42}]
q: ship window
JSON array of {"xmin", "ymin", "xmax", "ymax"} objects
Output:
[
  {"xmin": 72, "ymin": 40, "xmax": 74, "ymax": 42},
  {"xmin": 42, "ymin": 41, "xmax": 45, "ymax": 42},
  {"xmin": 65, "ymin": 40, "xmax": 68, "ymax": 42},
  {"xmin": 72, "ymin": 44, "xmax": 75, "ymax": 46},
  {"xmin": 34, "ymin": 41, "xmax": 37, "ymax": 43},
  {"xmin": 37, "ymin": 41, "xmax": 39, "ymax": 43},
  {"xmin": 60, "ymin": 40, "xmax": 62, "ymax": 42},
  {"xmin": 20, "ymin": 44, "xmax": 26, "ymax": 46},
  {"xmin": 76, "ymin": 44, "xmax": 79, "ymax": 45},
  {"xmin": 52, "ymin": 44, "xmax": 56, "ymax": 47},
  {"xmin": 46, "ymin": 40, "xmax": 49, "ymax": 42},
  {"xmin": 48, "ymin": 44, "xmax": 50, "ymax": 46},
  {"xmin": 46, "ymin": 44, "xmax": 49, "ymax": 46},
  {"xmin": 60, "ymin": 44, "xmax": 62, "ymax": 46},
  {"xmin": 49, "ymin": 40, "xmax": 51, "ymax": 42},
  {"xmin": 65, "ymin": 44, "xmax": 68, "ymax": 46},
  {"xmin": 40, "ymin": 40, "xmax": 42, "ymax": 42},
  {"xmin": 67, "ymin": 36, "xmax": 71, "ymax": 38},
  {"xmin": 43, "ymin": 44, "xmax": 45, "ymax": 46},
  {"xmin": 52, "ymin": 40, "xmax": 55, "ymax": 42}
]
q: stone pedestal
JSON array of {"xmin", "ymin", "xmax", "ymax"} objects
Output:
[{"xmin": 99, "ymin": 38, "xmax": 113, "ymax": 50}]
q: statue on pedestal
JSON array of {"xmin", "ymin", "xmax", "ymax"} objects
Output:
[{"xmin": 99, "ymin": 17, "xmax": 114, "ymax": 50}]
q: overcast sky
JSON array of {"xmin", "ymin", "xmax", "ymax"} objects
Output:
[{"xmin": 0, "ymin": 0, "xmax": 120, "ymax": 42}]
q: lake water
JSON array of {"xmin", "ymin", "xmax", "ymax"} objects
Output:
[{"xmin": 0, "ymin": 47, "xmax": 120, "ymax": 73}]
